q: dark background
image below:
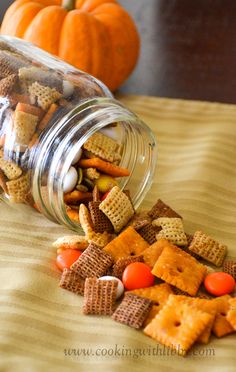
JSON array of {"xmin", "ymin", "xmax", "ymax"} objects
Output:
[{"xmin": 1, "ymin": 0, "xmax": 236, "ymax": 103}]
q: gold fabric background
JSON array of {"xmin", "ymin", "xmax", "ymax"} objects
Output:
[{"xmin": 0, "ymin": 96, "xmax": 235, "ymax": 371}]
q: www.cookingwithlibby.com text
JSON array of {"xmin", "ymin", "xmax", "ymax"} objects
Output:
[{"xmin": 64, "ymin": 344, "xmax": 215, "ymax": 359}]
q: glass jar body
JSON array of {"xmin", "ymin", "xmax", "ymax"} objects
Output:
[{"xmin": 0, "ymin": 36, "xmax": 157, "ymax": 232}]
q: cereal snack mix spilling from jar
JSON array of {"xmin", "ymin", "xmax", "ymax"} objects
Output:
[{"xmin": 0, "ymin": 36, "xmax": 157, "ymax": 233}]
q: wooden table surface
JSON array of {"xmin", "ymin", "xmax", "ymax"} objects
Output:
[{"xmin": 1, "ymin": 0, "xmax": 236, "ymax": 103}]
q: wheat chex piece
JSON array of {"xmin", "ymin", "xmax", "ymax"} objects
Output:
[
  {"xmin": 153, "ymin": 217, "xmax": 187, "ymax": 246},
  {"xmin": 126, "ymin": 211, "xmax": 151, "ymax": 231},
  {"xmin": 88, "ymin": 201, "xmax": 114, "ymax": 233},
  {"xmin": 151, "ymin": 240, "xmax": 207, "ymax": 296},
  {"xmin": 83, "ymin": 278, "xmax": 118, "ymax": 315},
  {"xmin": 112, "ymin": 293, "xmax": 152, "ymax": 329},
  {"xmin": 169, "ymin": 295, "xmax": 217, "ymax": 344},
  {"xmin": 83, "ymin": 131, "xmax": 120, "ymax": 163},
  {"xmin": 0, "ymin": 157, "xmax": 22, "ymax": 180},
  {"xmin": 99, "ymin": 186, "xmax": 134, "ymax": 232},
  {"xmin": 142, "ymin": 239, "xmax": 167, "ymax": 268},
  {"xmin": 138, "ymin": 223, "xmax": 158, "ymax": 244},
  {"xmin": 223, "ymin": 260, "xmax": 236, "ymax": 280},
  {"xmin": 103, "ymin": 226, "xmax": 149, "ymax": 262},
  {"xmin": 129, "ymin": 283, "xmax": 173, "ymax": 326},
  {"xmin": 14, "ymin": 110, "xmax": 39, "ymax": 145},
  {"xmin": 29, "ymin": 82, "xmax": 62, "ymax": 110},
  {"xmin": 52, "ymin": 235, "xmax": 88, "ymax": 251},
  {"xmin": 70, "ymin": 242, "xmax": 113, "ymax": 279},
  {"xmin": 79, "ymin": 204, "xmax": 94, "ymax": 236},
  {"xmin": 59, "ymin": 268, "xmax": 85, "ymax": 295},
  {"xmin": 188, "ymin": 231, "xmax": 227, "ymax": 267},
  {"xmin": 148, "ymin": 199, "xmax": 182, "ymax": 220},
  {"xmin": 0, "ymin": 74, "xmax": 18, "ymax": 96},
  {"xmin": 144, "ymin": 295, "xmax": 213, "ymax": 356},
  {"xmin": 226, "ymin": 298, "xmax": 236, "ymax": 330},
  {"xmin": 6, "ymin": 173, "xmax": 30, "ymax": 203},
  {"xmin": 112, "ymin": 255, "xmax": 144, "ymax": 279},
  {"xmin": 211, "ymin": 295, "xmax": 235, "ymax": 337}
]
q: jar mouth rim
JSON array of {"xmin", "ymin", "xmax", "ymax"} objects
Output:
[{"xmin": 32, "ymin": 97, "xmax": 158, "ymax": 231}]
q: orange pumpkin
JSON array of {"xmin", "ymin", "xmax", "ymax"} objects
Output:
[{"xmin": 1, "ymin": 0, "xmax": 140, "ymax": 91}]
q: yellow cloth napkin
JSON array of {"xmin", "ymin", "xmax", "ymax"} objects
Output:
[{"xmin": 0, "ymin": 96, "xmax": 235, "ymax": 371}]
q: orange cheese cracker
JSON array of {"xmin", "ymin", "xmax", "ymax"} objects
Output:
[
  {"xmin": 144, "ymin": 294, "xmax": 212, "ymax": 356},
  {"xmin": 169, "ymin": 295, "xmax": 217, "ymax": 344},
  {"xmin": 151, "ymin": 241, "xmax": 206, "ymax": 296},
  {"xmin": 226, "ymin": 297, "xmax": 236, "ymax": 330},
  {"xmin": 103, "ymin": 226, "xmax": 149, "ymax": 261},
  {"xmin": 142, "ymin": 238, "xmax": 168, "ymax": 268},
  {"xmin": 212, "ymin": 295, "xmax": 235, "ymax": 337}
]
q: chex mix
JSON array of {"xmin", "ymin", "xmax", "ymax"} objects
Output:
[{"xmin": 55, "ymin": 196, "xmax": 236, "ymax": 357}]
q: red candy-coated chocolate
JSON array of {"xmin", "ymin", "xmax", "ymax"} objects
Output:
[
  {"xmin": 56, "ymin": 249, "xmax": 82, "ymax": 271},
  {"xmin": 204, "ymin": 272, "xmax": 235, "ymax": 296},
  {"xmin": 122, "ymin": 262, "xmax": 155, "ymax": 290}
]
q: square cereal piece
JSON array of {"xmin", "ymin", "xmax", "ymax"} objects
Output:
[
  {"xmin": 138, "ymin": 223, "xmax": 158, "ymax": 245},
  {"xmin": 103, "ymin": 226, "xmax": 149, "ymax": 262},
  {"xmin": 227, "ymin": 298, "xmax": 236, "ymax": 330},
  {"xmin": 29, "ymin": 82, "xmax": 62, "ymax": 110},
  {"xmin": 83, "ymin": 278, "xmax": 118, "ymax": 315},
  {"xmin": 6, "ymin": 173, "xmax": 30, "ymax": 203},
  {"xmin": 0, "ymin": 157, "xmax": 22, "ymax": 180},
  {"xmin": 88, "ymin": 201, "xmax": 114, "ymax": 233},
  {"xmin": 144, "ymin": 295, "xmax": 212, "ymax": 356},
  {"xmin": 83, "ymin": 131, "xmax": 120, "ymax": 163},
  {"xmin": 223, "ymin": 260, "xmax": 236, "ymax": 280},
  {"xmin": 0, "ymin": 74, "xmax": 17, "ymax": 96},
  {"xmin": 151, "ymin": 240, "xmax": 207, "ymax": 296},
  {"xmin": 153, "ymin": 217, "xmax": 187, "ymax": 246},
  {"xmin": 71, "ymin": 242, "xmax": 113, "ymax": 279},
  {"xmin": 188, "ymin": 231, "xmax": 227, "ymax": 267},
  {"xmin": 112, "ymin": 293, "xmax": 152, "ymax": 329},
  {"xmin": 59, "ymin": 268, "xmax": 85, "ymax": 295},
  {"xmin": 142, "ymin": 239, "xmax": 168, "ymax": 268},
  {"xmin": 14, "ymin": 110, "xmax": 39, "ymax": 145},
  {"xmin": 212, "ymin": 295, "xmax": 235, "ymax": 337},
  {"xmin": 126, "ymin": 211, "xmax": 151, "ymax": 231},
  {"xmin": 129, "ymin": 283, "xmax": 173, "ymax": 326},
  {"xmin": 112, "ymin": 255, "xmax": 144, "ymax": 279},
  {"xmin": 169, "ymin": 295, "xmax": 217, "ymax": 344},
  {"xmin": 99, "ymin": 186, "xmax": 134, "ymax": 232},
  {"xmin": 148, "ymin": 199, "xmax": 182, "ymax": 219}
]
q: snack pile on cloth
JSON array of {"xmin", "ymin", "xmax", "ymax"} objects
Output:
[{"xmin": 54, "ymin": 194, "xmax": 236, "ymax": 357}]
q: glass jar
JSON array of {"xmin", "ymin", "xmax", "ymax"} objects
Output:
[{"xmin": 0, "ymin": 36, "xmax": 157, "ymax": 233}]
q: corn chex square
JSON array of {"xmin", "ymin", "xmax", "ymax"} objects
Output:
[
  {"xmin": 153, "ymin": 217, "xmax": 187, "ymax": 246},
  {"xmin": 188, "ymin": 231, "xmax": 227, "ymax": 267},
  {"xmin": 99, "ymin": 186, "xmax": 134, "ymax": 232},
  {"xmin": 151, "ymin": 240, "xmax": 206, "ymax": 296},
  {"xmin": 144, "ymin": 295, "xmax": 212, "ymax": 356},
  {"xmin": 83, "ymin": 131, "xmax": 121, "ymax": 163}
]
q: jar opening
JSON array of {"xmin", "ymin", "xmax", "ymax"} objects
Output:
[{"xmin": 31, "ymin": 98, "xmax": 157, "ymax": 232}]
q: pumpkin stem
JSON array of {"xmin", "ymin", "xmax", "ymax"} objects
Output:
[{"xmin": 62, "ymin": 0, "xmax": 76, "ymax": 11}]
